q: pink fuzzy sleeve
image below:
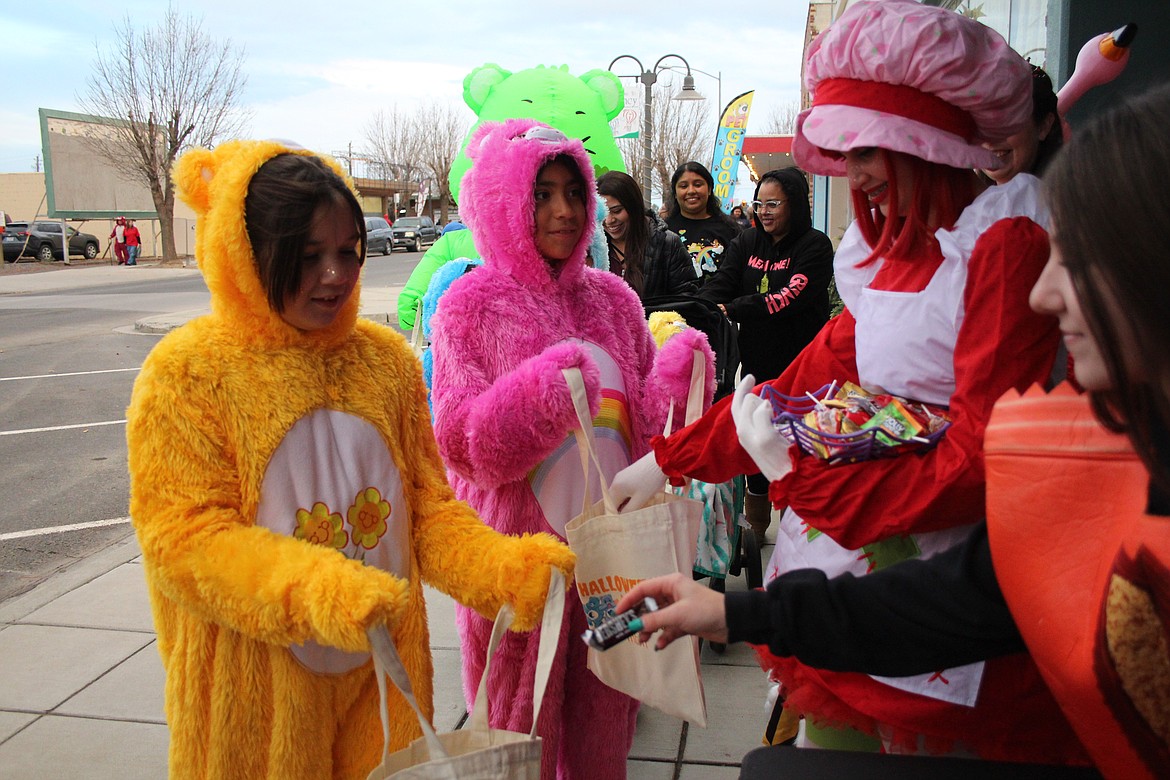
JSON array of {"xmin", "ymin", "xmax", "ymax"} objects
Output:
[
  {"xmin": 643, "ymin": 328, "xmax": 716, "ymax": 437},
  {"xmin": 432, "ymin": 339, "xmax": 601, "ymax": 488}
]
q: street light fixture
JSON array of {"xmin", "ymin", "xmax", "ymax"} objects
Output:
[
  {"xmin": 662, "ymin": 65, "xmax": 722, "ymax": 116},
  {"xmin": 608, "ymin": 53, "xmax": 705, "ymax": 207}
]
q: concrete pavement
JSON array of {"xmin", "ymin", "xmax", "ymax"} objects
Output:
[
  {"xmin": 0, "ymin": 530, "xmax": 777, "ymax": 779},
  {"xmin": 0, "ymin": 260, "xmax": 780, "ymax": 777}
]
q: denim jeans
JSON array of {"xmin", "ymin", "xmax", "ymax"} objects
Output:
[{"xmin": 127, "ymin": 245, "xmax": 139, "ymax": 265}]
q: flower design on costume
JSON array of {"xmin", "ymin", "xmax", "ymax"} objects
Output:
[
  {"xmin": 348, "ymin": 487, "xmax": 391, "ymax": 550},
  {"xmin": 294, "ymin": 502, "xmax": 348, "ymax": 549}
]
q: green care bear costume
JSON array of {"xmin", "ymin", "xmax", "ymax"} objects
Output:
[
  {"xmin": 447, "ymin": 63, "xmax": 627, "ymax": 202},
  {"xmin": 398, "ymin": 64, "xmax": 627, "ymax": 331}
]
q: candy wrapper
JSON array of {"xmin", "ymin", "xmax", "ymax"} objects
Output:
[{"xmin": 761, "ymin": 382, "xmax": 951, "ymax": 464}]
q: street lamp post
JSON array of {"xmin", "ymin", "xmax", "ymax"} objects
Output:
[{"xmin": 608, "ymin": 54, "xmax": 705, "ymax": 208}]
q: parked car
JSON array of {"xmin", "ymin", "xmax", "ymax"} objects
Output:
[
  {"xmin": 391, "ymin": 216, "xmax": 439, "ymax": 253},
  {"xmin": 364, "ymin": 215, "xmax": 392, "ymax": 256},
  {"xmin": 2, "ymin": 221, "xmax": 101, "ymax": 262}
]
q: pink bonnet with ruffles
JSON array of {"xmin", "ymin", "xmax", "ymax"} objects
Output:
[{"xmin": 793, "ymin": 0, "xmax": 1033, "ymax": 176}]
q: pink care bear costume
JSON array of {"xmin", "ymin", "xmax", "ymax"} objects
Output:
[{"xmin": 429, "ymin": 119, "xmax": 714, "ymax": 780}]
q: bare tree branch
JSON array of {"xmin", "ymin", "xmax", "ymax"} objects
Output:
[
  {"xmin": 413, "ymin": 102, "xmax": 470, "ymax": 224},
  {"xmin": 362, "ymin": 103, "xmax": 470, "ymax": 222},
  {"xmin": 79, "ymin": 7, "xmax": 249, "ymax": 260},
  {"xmin": 763, "ymin": 100, "xmax": 802, "ymax": 135}
]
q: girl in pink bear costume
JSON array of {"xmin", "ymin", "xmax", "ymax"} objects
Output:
[{"xmin": 429, "ymin": 119, "xmax": 714, "ymax": 779}]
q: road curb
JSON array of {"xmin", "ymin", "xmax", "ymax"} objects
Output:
[{"xmin": 0, "ymin": 532, "xmax": 140, "ymax": 623}]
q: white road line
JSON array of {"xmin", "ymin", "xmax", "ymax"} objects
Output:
[
  {"xmin": 0, "ymin": 516, "xmax": 132, "ymax": 541},
  {"xmin": 0, "ymin": 420, "xmax": 127, "ymax": 436},
  {"xmin": 0, "ymin": 367, "xmax": 141, "ymax": 382}
]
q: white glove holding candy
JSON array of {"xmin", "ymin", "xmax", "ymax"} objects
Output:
[{"xmin": 730, "ymin": 374, "xmax": 793, "ymax": 483}]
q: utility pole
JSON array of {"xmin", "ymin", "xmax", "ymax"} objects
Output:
[{"xmin": 33, "ymin": 154, "xmax": 41, "ymax": 173}]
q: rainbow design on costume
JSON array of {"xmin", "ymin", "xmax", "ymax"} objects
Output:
[{"xmin": 528, "ymin": 341, "xmax": 633, "ymax": 536}]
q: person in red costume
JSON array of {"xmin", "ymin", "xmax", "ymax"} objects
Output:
[
  {"xmin": 612, "ymin": 0, "xmax": 1074, "ymax": 762},
  {"xmin": 614, "ymin": 81, "xmax": 1170, "ymax": 779}
]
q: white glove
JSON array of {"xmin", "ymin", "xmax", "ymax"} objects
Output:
[
  {"xmin": 730, "ymin": 374, "xmax": 793, "ymax": 483},
  {"xmin": 609, "ymin": 451, "xmax": 667, "ymax": 512}
]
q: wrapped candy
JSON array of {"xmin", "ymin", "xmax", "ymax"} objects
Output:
[{"xmin": 763, "ymin": 381, "xmax": 951, "ymax": 463}]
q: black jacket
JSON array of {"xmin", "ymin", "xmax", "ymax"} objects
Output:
[
  {"xmin": 699, "ymin": 225, "xmax": 834, "ymax": 381},
  {"xmin": 608, "ymin": 216, "xmax": 698, "ymax": 300}
]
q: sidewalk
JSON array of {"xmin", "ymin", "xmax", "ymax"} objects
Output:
[{"xmin": 0, "ymin": 530, "xmax": 775, "ymax": 778}]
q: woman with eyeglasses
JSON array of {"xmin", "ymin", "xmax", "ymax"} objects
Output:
[
  {"xmin": 696, "ymin": 167, "xmax": 834, "ymax": 545},
  {"xmin": 665, "ymin": 161, "xmax": 743, "ymax": 284}
]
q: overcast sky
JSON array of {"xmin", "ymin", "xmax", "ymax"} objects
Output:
[{"xmin": 0, "ymin": 0, "xmax": 807, "ymax": 193}]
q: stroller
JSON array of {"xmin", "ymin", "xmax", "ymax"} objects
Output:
[
  {"xmin": 641, "ymin": 296, "xmax": 763, "ymax": 604},
  {"xmin": 643, "ymin": 295, "xmax": 739, "ymax": 402}
]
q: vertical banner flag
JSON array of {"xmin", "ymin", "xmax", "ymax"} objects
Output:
[
  {"xmin": 711, "ymin": 91, "xmax": 755, "ymax": 214},
  {"xmin": 416, "ymin": 181, "xmax": 429, "ymax": 217},
  {"xmin": 611, "ymin": 88, "xmax": 641, "ymax": 140}
]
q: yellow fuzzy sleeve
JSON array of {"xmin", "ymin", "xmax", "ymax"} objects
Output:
[{"xmin": 127, "ymin": 340, "xmax": 408, "ymax": 653}]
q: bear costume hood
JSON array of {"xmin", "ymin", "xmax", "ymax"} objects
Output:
[
  {"xmin": 460, "ymin": 119, "xmax": 596, "ymax": 294},
  {"xmin": 173, "ymin": 139, "xmax": 362, "ymax": 350}
]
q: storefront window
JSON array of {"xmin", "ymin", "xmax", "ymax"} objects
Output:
[{"xmin": 929, "ymin": 0, "xmax": 1049, "ymax": 69}]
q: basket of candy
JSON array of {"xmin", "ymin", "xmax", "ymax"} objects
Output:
[{"xmin": 760, "ymin": 381, "xmax": 951, "ymax": 464}]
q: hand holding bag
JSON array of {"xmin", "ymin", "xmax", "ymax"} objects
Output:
[
  {"xmin": 562, "ymin": 359, "xmax": 708, "ymax": 726},
  {"xmin": 365, "ymin": 570, "xmax": 565, "ymax": 779}
]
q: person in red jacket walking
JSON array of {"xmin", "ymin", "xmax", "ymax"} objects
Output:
[{"xmin": 124, "ymin": 220, "xmax": 141, "ymax": 266}]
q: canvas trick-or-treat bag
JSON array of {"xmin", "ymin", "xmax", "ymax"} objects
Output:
[
  {"xmin": 562, "ymin": 360, "xmax": 707, "ymax": 726},
  {"xmin": 365, "ymin": 570, "xmax": 565, "ymax": 780}
]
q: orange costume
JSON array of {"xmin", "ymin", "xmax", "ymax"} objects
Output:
[{"xmin": 986, "ymin": 383, "xmax": 1170, "ymax": 778}]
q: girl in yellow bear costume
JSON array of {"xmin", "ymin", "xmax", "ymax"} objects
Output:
[{"xmin": 126, "ymin": 140, "xmax": 574, "ymax": 779}]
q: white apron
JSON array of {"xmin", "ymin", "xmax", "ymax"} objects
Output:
[{"xmin": 764, "ymin": 175, "xmax": 1050, "ymax": 706}]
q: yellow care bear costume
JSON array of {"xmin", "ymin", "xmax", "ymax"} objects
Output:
[{"xmin": 126, "ymin": 139, "xmax": 573, "ymax": 779}]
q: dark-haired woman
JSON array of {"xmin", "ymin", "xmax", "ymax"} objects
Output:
[
  {"xmin": 665, "ymin": 161, "xmax": 742, "ymax": 284},
  {"xmin": 730, "ymin": 204, "xmax": 752, "ymax": 229},
  {"xmin": 698, "ymin": 167, "xmax": 834, "ymax": 543},
  {"xmin": 598, "ymin": 170, "xmax": 698, "ymax": 300},
  {"xmin": 981, "ymin": 65, "xmax": 1064, "ymax": 184}
]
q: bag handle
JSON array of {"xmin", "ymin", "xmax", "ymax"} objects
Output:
[
  {"xmin": 565, "ymin": 352, "xmax": 706, "ymax": 514},
  {"xmin": 564, "ymin": 367, "xmax": 619, "ymax": 515},
  {"xmin": 467, "ymin": 568, "xmax": 565, "ymax": 738},
  {"xmin": 368, "ymin": 622, "xmax": 449, "ymax": 766},
  {"xmin": 664, "ymin": 349, "xmax": 706, "ymax": 435},
  {"xmin": 367, "ymin": 569, "xmax": 567, "ymax": 763},
  {"xmin": 409, "ymin": 299, "xmax": 426, "ymax": 356}
]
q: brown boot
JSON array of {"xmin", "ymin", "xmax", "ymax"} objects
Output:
[{"xmin": 745, "ymin": 492, "xmax": 772, "ymax": 547}]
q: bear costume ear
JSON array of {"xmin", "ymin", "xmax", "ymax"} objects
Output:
[
  {"xmin": 463, "ymin": 63, "xmax": 511, "ymax": 114},
  {"xmin": 464, "ymin": 120, "xmax": 504, "ymax": 162},
  {"xmin": 174, "ymin": 147, "xmax": 217, "ymax": 216},
  {"xmin": 579, "ymin": 69, "xmax": 625, "ymax": 121}
]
